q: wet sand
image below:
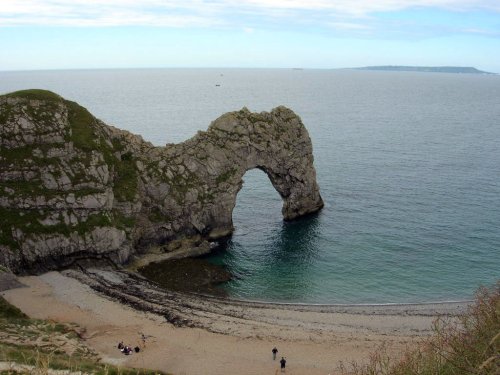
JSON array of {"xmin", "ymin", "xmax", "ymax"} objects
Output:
[{"xmin": 1, "ymin": 270, "xmax": 469, "ymax": 375}]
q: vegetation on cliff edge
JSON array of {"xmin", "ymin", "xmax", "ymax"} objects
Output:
[
  {"xmin": 64, "ymin": 98, "xmax": 139, "ymax": 202},
  {"xmin": 4, "ymin": 89, "xmax": 63, "ymax": 102},
  {"xmin": 0, "ymin": 296, "xmax": 167, "ymax": 374},
  {"xmin": 339, "ymin": 283, "xmax": 500, "ymax": 375}
]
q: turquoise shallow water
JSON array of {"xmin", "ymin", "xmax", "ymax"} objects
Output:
[{"xmin": 1, "ymin": 68, "xmax": 499, "ymax": 303}]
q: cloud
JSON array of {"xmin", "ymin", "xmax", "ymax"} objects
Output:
[
  {"xmin": 239, "ymin": 0, "xmax": 500, "ymax": 14},
  {"xmin": 460, "ymin": 27, "xmax": 500, "ymax": 35},
  {"xmin": 0, "ymin": 1, "xmax": 221, "ymax": 27},
  {"xmin": 328, "ymin": 22, "xmax": 371, "ymax": 30},
  {"xmin": 0, "ymin": 0, "xmax": 499, "ymax": 27}
]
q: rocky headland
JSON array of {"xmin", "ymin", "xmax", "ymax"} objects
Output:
[{"xmin": 0, "ymin": 89, "xmax": 323, "ymax": 274}]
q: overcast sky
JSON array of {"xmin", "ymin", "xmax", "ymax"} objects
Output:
[{"xmin": 1, "ymin": 0, "xmax": 499, "ymax": 71}]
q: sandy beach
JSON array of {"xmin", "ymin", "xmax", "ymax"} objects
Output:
[{"xmin": 1, "ymin": 269, "xmax": 469, "ymax": 375}]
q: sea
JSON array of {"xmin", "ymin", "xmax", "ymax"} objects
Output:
[{"xmin": 1, "ymin": 68, "xmax": 499, "ymax": 304}]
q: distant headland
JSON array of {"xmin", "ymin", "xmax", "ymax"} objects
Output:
[{"xmin": 353, "ymin": 66, "xmax": 495, "ymax": 74}]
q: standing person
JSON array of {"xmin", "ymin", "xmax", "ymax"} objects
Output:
[
  {"xmin": 280, "ymin": 357, "xmax": 286, "ymax": 372},
  {"xmin": 272, "ymin": 347, "xmax": 278, "ymax": 360}
]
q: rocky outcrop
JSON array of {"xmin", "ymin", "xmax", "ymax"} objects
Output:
[{"xmin": 0, "ymin": 90, "xmax": 323, "ymax": 274}]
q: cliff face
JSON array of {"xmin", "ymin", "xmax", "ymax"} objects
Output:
[{"xmin": 0, "ymin": 90, "xmax": 323, "ymax": 274}]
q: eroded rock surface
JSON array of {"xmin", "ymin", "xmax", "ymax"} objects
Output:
[{"xmin": 0, "ymin": 90, "xmax": 323, "ymax": 273}]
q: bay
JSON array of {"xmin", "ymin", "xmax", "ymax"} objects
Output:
[{"xmin": 1, "ymin": 68, "xmax": 499, "ymax": 303}]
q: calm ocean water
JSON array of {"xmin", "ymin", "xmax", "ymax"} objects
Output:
[{"xmin": 1, "ymin": 68, "xmax": 499, "ymax": 303}]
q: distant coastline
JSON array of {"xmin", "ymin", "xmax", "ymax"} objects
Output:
[{"xmin": 353, "ymin": 65, "xmax": 495, "ymax": 74}]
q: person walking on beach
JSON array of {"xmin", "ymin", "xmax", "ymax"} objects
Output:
[
  {"xmin": 272, "ymin": 347, "xmax": 278, "ymax": 360},
  {"xmin": 280, "ymin": 357, "xmax": 286, "ymax": 372}
]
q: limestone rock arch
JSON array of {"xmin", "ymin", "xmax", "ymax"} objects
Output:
[
  {"xmin": 151, "ymin": 106, "xmax": 324, "ymax": 239},
  {"xmin": 0, "ymin": 90, "xmax": 324, "ymax": 272}
]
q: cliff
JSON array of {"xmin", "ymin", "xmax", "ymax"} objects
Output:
[{"xmin": 0, "ymin": 90, "xmax": 323, "ymax": 274}]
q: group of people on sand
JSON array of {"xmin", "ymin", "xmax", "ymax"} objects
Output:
[
  {"xmin": 117, "ymin": 341, "xmax": 139, "ymax": 355},
  {"xmin": 117, "ymin": 333, "xmax": 149, "ymax": 356},
  {"xmin": 272, "ymin": 347, "xmax": 287, "ymax": 372}
]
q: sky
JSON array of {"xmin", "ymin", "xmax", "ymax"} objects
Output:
[{"xmin": 0, "ymin": 0, "xmax": 499, "ymax": 72}]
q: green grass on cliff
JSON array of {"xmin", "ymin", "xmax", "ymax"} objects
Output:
[
  {"xmin": 0, "ymin": 342, "xmax": 167, "ymax": 375},
  {"xmin": 215, "ymin": 167, "xmax": 237, "ymax": 184},
  {"xmin": 66, "ymin": 100, "xmax": 98, "ymax": 152},
  {"xmin": 1, "ymin": 90, "xmax": 139, "ymax": 203},
  {"xmin": 113, "ymin": 151, "xmax": 139, "ymax": 202},
  {"xmin": 0, "ymin": 90, "xmax": 139, "ymax": 249},
  {"xmin": 0, "ymin": 144, "xmax": 52, "ymax": 165},
  {"xmin": 4, "ymin": 89, "xmax": 63, "ymax": 102},
  {"xmin": 65, "ymin": 100, "xmax": 138, "ymax": 202},
  {"xmin": 0, "ymin": 102, "xmax": 13, "ymax": 124},
  {"xmin": 0, "ymin": 296, "xmax": 28, "ymax": 320},
  {"xmin": 0, "ymin": 208, "xmax": 132, "ymax": 250}
]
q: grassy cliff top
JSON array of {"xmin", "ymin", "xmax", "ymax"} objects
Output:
[{"xmin": 3, "ymin": 89, "xmax": 64, "ymax": 102}]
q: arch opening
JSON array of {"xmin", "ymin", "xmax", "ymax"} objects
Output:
[{"xmin": 231, "ymin": 168, "xmax": 283, "ymax": 234}]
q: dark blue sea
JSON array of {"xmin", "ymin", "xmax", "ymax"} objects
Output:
[{"xmin": 1, "ymin": 68, "xmax": 499, "ymax": 303}]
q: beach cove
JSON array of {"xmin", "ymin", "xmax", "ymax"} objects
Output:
[{"xmin": 1, "ymin": 269, "xmax": 468, "ymax": 375}]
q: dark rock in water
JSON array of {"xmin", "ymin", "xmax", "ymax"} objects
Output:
[
  {"xmin": 0, "ymin": 89, "xmax": 323, "ymax": 274},
  {"xmin": 138, "ymin": 258, "xmax": 231, "ymax": 296}
]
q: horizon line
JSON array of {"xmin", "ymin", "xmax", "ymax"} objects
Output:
[{"xmin": 0, "ymin": 65, "xmax": 497, "ymax": 74}]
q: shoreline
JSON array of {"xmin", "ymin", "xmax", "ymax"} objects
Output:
[
  {"xmin": 1, "ymin": 268, "xmax": 470, "ymax": 375},
  {"xmin": 67, "ymin": 267, "xmax": 471, "ymax": 321},
  {"xmin": 174, "ymin": 290, "xmax": 471, "ymax": 317},
  {"xmin": 132, "ymin": 247, "xmax": 473, "ymax": 310},
  {"xmin": 190, "ymin": 293, "xmax": 473, "ymax": 308}
]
